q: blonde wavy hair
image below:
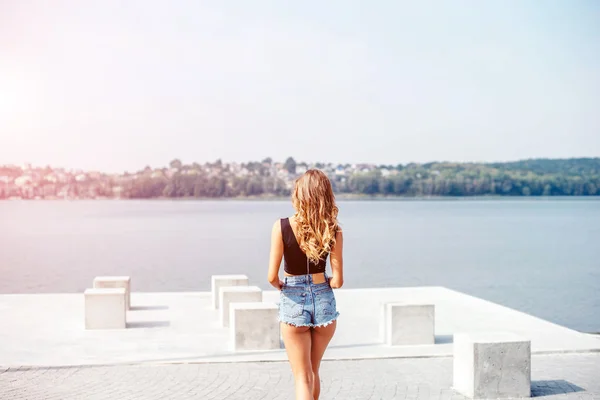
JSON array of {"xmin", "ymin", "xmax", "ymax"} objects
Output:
[{"xmin": 292, "ymin": 169, "xmax": 340, "ymax": 263}]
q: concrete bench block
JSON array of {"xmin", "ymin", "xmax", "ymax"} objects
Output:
[
  {"xmin": 230, "ymin": 302, "xmax": 280, "ymax": 351},
  {"xmin": 381, "ymin": 302, "xmax": 435, "ymax": 346},
  {"xmin": 93, "ymin": 276, "xmax": 131, "ymax": 310},
  {"xmin": 84, "ymin": 288, "xmax": 127, "ymax": 330},
  {"xmin": 211, "ymin": 275, "xmax": 249, "ymax": 309},
  {"xmin": 453, "ymin": 332, "xmax": 531, "ymax": 399},
  {"xmin": 219, "ymin": 286, "xmax": 262, "ymax": 327}
]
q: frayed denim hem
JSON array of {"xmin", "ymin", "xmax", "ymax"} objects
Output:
[
  {"xmin": 278, "ymin": 312, "xmax": 340, "ymax": 328},
  {"xmin": 314, "ymin": 313, "xmax": 339, "ymax": 328}
]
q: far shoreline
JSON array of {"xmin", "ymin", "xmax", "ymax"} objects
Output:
[{"xmin": 2, "ymin": 195, "xmax": 600, "ymax": 202}]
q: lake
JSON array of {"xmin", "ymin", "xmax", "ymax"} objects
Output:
[{"xmin": 0, "ymin": 199, "xmax": 598, "ymax": 333}]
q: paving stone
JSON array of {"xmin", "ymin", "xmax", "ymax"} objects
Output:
[{"xmin": 0, "ymin": 353, "xmax": 598, "ymax": 399}]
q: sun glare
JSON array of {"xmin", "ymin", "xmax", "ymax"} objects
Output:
[
  {"xmin": 0, "ymin": 76, "xmax": 18, "ymax": 119},
  {"xmin": 0, "ymin": 71, "xmax": 36, "ymax": 121}
]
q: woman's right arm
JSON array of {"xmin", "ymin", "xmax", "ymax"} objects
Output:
[
  {"xmin": 329, "ymin": 230, "xmax": 344, "ymax": 288},
  {"xmin": 267, "ymin": 220, "xmax": 284, "ymax": 290}
]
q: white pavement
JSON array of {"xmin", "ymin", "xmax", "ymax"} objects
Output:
[
  {"xmin": 0, "ymin": 286, "xmax": 598, "ymax": 367},
  {"xmin": 2, "ymin": 354, "xmax": 599, "ymax": 400}
]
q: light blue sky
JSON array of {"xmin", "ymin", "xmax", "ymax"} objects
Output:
[{"xmin": 1, "ymin": 0, "xmax": 599, "ymax": 172}]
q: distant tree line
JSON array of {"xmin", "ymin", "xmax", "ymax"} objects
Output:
[
  {"xmin": 124, "ymin": 158, "xmax": 600, "ymax": 199},
  {"xmin": 125, "ymin": 173, "xmax": 290, "ymax": 199},
  {"xmin": 333, "ymin": 158, "xmax": 600, "ymax": 197},
  {"xmin": 1, "ymin": 158, "xmax": 599, "ymax": 199}
]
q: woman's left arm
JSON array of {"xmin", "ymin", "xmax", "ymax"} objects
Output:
[
  {"xmin": 329, "ymin": 229, "xmax": 344, "ymax": 288},
  {"xmin": 267, "ymin": 220, "xmax": 284, "ymax": 290}
]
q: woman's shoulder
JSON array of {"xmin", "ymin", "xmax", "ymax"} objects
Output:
[
  {"xmin": 334, "ymin": 225, "xmax": 343, "ymax": 240},
  {"xmin": 272, "ymin": 217, "xmax": 291, "ymax": 230}
]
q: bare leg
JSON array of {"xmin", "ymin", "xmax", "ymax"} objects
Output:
[
  {"xmin": 310, "ymin": 321, "xmax": 336, "ymax": 400},
  {"xmin": 281, "ymin": 323, "xmax": 314, "ymax": 400}
]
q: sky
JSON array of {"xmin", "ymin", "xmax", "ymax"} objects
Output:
[{"xmin": 1, "ymin": 0, "xmax": 599, "ymax": 172}]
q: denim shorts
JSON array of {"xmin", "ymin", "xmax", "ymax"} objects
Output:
[{"xmin": 279, "ymin": 273, "xmax": 340, "ymax": 328}]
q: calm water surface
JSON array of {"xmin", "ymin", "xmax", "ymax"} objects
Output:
[{"xmin": 1, "ymin": 199, "xmax": 598, "ymax": 332}]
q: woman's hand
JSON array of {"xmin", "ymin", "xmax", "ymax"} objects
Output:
[
  {"xmin": 270, "ymin": 279, "xmax": 284, "ymax": 291},
  {"xmin": 329, "ymin": 276, "xmax": 343, "ymax": 289}
]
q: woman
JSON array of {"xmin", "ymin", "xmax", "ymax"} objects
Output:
[{"xmin": 268, "ymin": 169, "xmax": 344, "ymax": 400}]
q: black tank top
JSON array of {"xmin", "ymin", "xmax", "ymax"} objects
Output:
[{"xmin": 281, "ymin": 217, "xmax": 328, "ymax": 275}]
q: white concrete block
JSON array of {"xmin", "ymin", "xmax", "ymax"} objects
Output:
[
  {"xmin": 230, "ymin": 302, "xmax": 280, "ymax": 351},
  {"xmin": 93, "ymin": 276, "xmax": 131, "ymax": 310},
  {"xmin": 84, "ymin": 288, "xmax": 126, "ymax": 330},
  {"xmin": 219, "ymin": 286, "xmax": 262, "ymax": 327},
  {"xmin": 381, "ymin": 302, "xmax": 435, "ymax": 346},
  {"xmin": 453, "ymin": 332, "xmax": 531, "ymax": 399},
  {"xmin": 211, "ymin": 275, "xmax": 249, "ymax": 309}
]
